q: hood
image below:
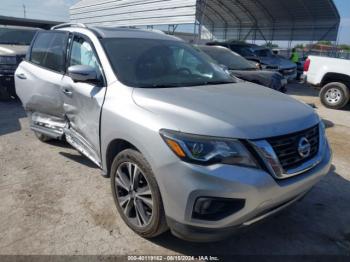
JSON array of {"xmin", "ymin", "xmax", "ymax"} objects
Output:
[
  {"xmin": 260, "ymin": 55, "xmax": 296, "ymax": 70},
  {"xmin": 0, "ymin": 45, "xmax": 28, "ymax": 56},
  {"xmin": 229, "ymin": 69, "xmax": 281, "ymax": 87},
  {"xmin": 132, "ymin": 82, "xmax": 319, "ymax": 139}
]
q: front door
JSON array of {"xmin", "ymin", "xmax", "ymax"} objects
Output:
[{"xmin": 61, "ymin": 34, "xmax": 106, "ymax": 166}]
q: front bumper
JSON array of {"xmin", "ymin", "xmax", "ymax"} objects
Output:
[
  {"xmin": 156, "ymin": 140, "xmax": 332, "ymax": 241},
  {"xmin": 300, "ymin": 74, "xmax": 307, "ymax": 84},
  {"xmin": 281, "ymin": 78, "xmax": 288, "ymax": 86}
]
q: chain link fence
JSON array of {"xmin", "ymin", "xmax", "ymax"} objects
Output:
[{"xmin": 276, "ymin": 49, "xmax": 350, "ymax": 60}]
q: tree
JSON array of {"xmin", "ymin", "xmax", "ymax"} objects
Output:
[
  {"xmin": 294, "ymin": 44, "xmax": 305, "ymax": 49},
  {"xmin": 339, "ymin": 44, "xmax": 350, "ymax": 51},
  {"xmin": 317, "ymin": 40, "xmax": 332, "ymax": 46}
]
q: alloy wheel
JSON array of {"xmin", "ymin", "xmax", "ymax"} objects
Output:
[{"xmin": 115, "ymin": 162, "xmax": 153, "ymax": 227}]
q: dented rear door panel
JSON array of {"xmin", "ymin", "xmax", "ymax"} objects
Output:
[
  {"xmin": 15, "ymin": 61, "xmax": 65, "ymax": 118},
  {"xmin": 15, "ymin": 61, "xmax": 67, "ymax": 138}
]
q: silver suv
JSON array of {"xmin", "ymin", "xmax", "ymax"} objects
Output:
[{"xmin": 15, "ymin": 24, "xmax": 332, "ymax": 241}]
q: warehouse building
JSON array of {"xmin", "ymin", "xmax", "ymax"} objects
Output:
[{"xmin": 70, "ymin": 0, "xmax": 340, "ymax": 44}]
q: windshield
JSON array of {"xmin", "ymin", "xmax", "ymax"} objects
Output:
[
  {"xmin": 230, "ymin": 46, "xmax": 255, "ymax": 57},
  {"xmin": 0, "ymin": 28, "xmax": 37, "ymax": 45},
  {"xmin": 200, "ymin": 47, "xmax": 256, "ymax": 70},
  {"xmin": 254, "ymin": 48, "xmax": 273, "ymax": 57},
  {"xmin": 103, "ymin": 38, "xmax": 235, "ymax": 88}
]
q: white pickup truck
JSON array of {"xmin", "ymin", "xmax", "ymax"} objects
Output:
[{"xmin": 303, "ymin": 55, "xmax": 350, "ymax": 109}]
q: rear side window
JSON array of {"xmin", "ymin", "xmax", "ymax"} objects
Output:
[{"xmin": 30, "ymin": 32, "xmax": 68, "ymax": 73}]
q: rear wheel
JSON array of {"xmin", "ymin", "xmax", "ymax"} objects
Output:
[
  {"xmin": 111, "ymin": 149, "xmax": 168, "ymax": 238},
  {"xmin": 34, "ymin": 131, "xmax": 53, "ymax": 142},
  {"xmin": 320, "ymin": 82, "xmax": 350, "ymax": 109}
]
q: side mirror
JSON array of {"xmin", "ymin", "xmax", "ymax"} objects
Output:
[{"xmin": 68, "ymin": 65, "xmax": 100, "ymax": 84}]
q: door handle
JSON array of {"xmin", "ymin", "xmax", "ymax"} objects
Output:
[
  {"xmin": 15, "ymin": 73, "xmax": 27, "ymax": 80},
  {"xmin": 62, "ymin": 88, "xmax": 73, "ymax": 96}
]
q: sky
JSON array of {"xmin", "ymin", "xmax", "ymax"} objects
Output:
[
  {"xmin": 334, "ymin": 0, "xmax": 350, "ymax": 44},
  {"xmin": 0, "ymin": 0, "xmax": 349, "ymax": 45}
]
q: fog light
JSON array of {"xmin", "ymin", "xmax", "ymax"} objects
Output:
[{"xmin": 192, "ymin": 197, "xmax": 245, "ymax": 221}]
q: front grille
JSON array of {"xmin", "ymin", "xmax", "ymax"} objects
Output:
[
  {"xmin": 266, "ymin": 65, "xmax": 279, "ymax": 70},
  {"xmin": 0, "ymin": 64, "xmax": 17, "ymax": 75},
  {"xmin": 280, "ymin": 68, "xmax": 296, "ymax": 76},
  {"xmin": 267, "ymin": 125, "xmax": 319, "ymax": 170}
]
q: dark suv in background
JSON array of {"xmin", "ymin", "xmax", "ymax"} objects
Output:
[
  {"xmin": 0, "ymin": 26, "xmax": 38, "ymax": 100},
  {"xmin": 207, "ymin": 41, "xmax": 297, "ymax": 81},
  {"xmin": 198, "ymin": 45, "xmax": 287, "ymax": 92}
]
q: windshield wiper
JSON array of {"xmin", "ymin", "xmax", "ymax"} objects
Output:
[
  {"xmin": 229, "ymin": 67, "xmax": 256, "ymax": 71},
  {"xmin": 199, "ymin": 80, "xmax": 236, "ymax": 86},
  {"xmin": 139, "ymin": 83, "xmax": 182, "ymax": 88},
  {"xmin": 139, "ymin": 81, "xmax": 235, "ymax": 88}
]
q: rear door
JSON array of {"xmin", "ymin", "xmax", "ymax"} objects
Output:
[
  {"xmin": 61, "ymin": 33, "xmax": 106, "ymax": 166},
  {"xmin": 15, "ymin": 31, "xmax": 69, "ymax": 137}
]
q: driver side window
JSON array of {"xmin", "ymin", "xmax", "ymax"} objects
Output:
[{"xmin": 70, "ymin": 36, "xmax": 102, "ymax": 80}]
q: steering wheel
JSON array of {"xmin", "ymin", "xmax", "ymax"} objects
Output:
[{"xmin": 175, "ymin": 68, "xmax": 192, "ymax": 75}]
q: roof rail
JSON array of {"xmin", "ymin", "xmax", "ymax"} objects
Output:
[{"xmin": 51, "ymin": 23, "xmax": 87, "ymax": 30}]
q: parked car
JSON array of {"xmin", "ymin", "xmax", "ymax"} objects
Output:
[
  {"xmin": 273, "ymin": 48, "xmax": 306, "ymax": 81},
  {"xmin": 198, "ymin": 45, "xmax": 287, "ymax": 92},
  {"xmin": 0, "ymin": 26, "xmax": 38, "ymax": 100},
  {"xmin": 303, "ymin": 56, "xmax": 350, "ymax": 109},
  {"xmin": 16, "ymin": 24, "xmax": 332, "ymax": 242},
  {"xmin": 207, "ymin": 41, "xmax": 297, "ymax": 81}
]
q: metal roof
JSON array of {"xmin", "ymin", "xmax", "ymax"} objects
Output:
[
  {"xmin": 70, "ymin": 0, "xmax": 340, "ymax": 41},
  {"xmin": 0, "ymin": 15, "xmax": 63, "ymax": 29}
]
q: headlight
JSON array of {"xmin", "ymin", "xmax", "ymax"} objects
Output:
[
  {"xmin": 320, "ymin": 120, "xmax": 326, "ymax": 136},
  {"xmin": 0, "ymin": 56, "xmax": 17, "ymax": 65},
  {"xmin": 319, "ymin": 120, "xmax": 327, "ymax": 148},
  {"xmin": 160, "ymin": 129, "xmax": 258, "ymax": 168}
]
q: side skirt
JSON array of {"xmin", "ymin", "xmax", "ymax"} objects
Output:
[{"xmin": 64, "ymin": 127, "xmax": 102, "ymax": 168}]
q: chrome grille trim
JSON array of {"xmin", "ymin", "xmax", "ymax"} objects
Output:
[
  {"xmin": 251, "ymin": 123, "xmax": 326, "ymax": 179},
  {"xmin": 267, "ymin": 125, "xmax": 319, "ymax": 170}
]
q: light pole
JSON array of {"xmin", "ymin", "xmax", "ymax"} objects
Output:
[{"xmin": 23, "ymin": 4, "xmax": 26, "ymax": 18}]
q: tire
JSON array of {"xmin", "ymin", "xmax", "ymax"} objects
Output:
[
  {"xmin": 34, "ymin": 131, "xmax": 53, "ymax": 142},
  {"xmin": 111, "ymin": 149, "xmax": 168, "ymax": 238},
  {"xmin": 320, "ymin": 82, "xmax": 350, "ymax": 109}
]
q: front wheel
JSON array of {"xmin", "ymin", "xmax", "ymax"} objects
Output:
[
  {"xmin": 111, "ymin": 149, "xmax": 168, "ymax": 238},
  {"xmin": 320, "ymin": 82, "xmax": 350, "ymax": 109}
]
